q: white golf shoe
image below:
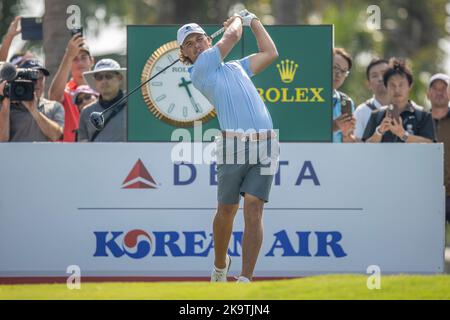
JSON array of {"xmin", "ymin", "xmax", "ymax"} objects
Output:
[
  {"xmin": 236, "ymin": 276, "xmax": 251, "ymax": 283},
  {"xmin": 210, "ymin": 254, "xmax": 231, "ymax": 282}
]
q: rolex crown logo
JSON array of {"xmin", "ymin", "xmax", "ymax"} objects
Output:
[{"xmin": 276, "ymin": 59, "xmax": 298, "ymax": 84}]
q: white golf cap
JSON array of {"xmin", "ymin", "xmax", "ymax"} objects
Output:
[
  {"xmin": 177, "ymin": 23, "xmax": 206, "ymax": 46},
  {"xmin": 428, "ymin": 73, "xmax": 450, "ymax": 88}
]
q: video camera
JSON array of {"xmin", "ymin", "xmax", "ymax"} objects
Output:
[{"xmin": 0, "ymin": 62, "xmax": 38, "ymax": 101}]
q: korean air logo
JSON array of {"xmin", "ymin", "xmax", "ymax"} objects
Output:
[
  {"xmin": 94, "ymin": 229, "xmax": 153, "ymax": 259},
  {"xmin": 94, "ymin": 229, "xmax": 346, "ymax": 259}
]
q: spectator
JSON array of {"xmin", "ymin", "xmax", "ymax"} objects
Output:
[
  {"xmin": 0, "ymin": 17, "xmax": 21, "ymax": 62},
  {"xmin": 354, "ymin": 58, "xmax": 390, "ymax": 140},
  {"xmin": 0, "ymin": 59, "xmax": 64, "ymax": 142},
  {"xmin": 73, "ymin": 85, "xmax": 98, "ymax": 112},
  {"xmin": 429, "ymin": 73, "xmax": 450, "ymax": 224},
  {"xmin": 429, "ymin": 73, "xmax": 450, "ymax": 120},
  {"xmin": 78, "ymin": 59, "xmax": 126, "ymax": 142},
  {"xmin": 363, "ymin": 58, "xmax": 435, "ymax": 143},
  {"xmin": 332, "ymin": 47, "xmax": 356, "ymax": 142},
  {"xmin": 48, "ymin": 34, "xmax": 94, "ymax": 142}
]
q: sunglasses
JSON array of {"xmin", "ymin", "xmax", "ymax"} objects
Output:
[
  {"xmin": 94, "ymin": 72, "xmax": 118, "ymax": 81},
  {"xmin": 75, "ymin": 94, "xmax": 94, "ymax": 105}
]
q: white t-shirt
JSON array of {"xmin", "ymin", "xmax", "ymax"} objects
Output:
[{"xmin": 354, "ymin": 96, "xmax": 382, "ymax": 140}]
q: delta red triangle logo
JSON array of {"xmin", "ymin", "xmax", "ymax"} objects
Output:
[{"xmin": 122, "ymin": 159, "xmax": 158, "ymax": 189}]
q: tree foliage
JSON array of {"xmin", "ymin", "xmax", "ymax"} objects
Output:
[{"xmin": 1, "ymin": 0, "xmax": 449, "ymax": 106}]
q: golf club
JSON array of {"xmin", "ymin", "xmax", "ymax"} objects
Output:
[{"xmin": 89, "ymin": 26, "xmax": 226, "ymax": 131}]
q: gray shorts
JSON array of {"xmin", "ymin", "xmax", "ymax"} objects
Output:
[
  {"xmin": 216, "ymin": 137, "xmax": 278, "ymax": 204},
  {"xmin": 217, "ymin": 162, "xmax": 274, "ymax": 204}
]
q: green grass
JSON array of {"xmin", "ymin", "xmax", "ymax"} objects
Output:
[{"xmin": 1, "ymin": 275, "xmax": 449, "ymax": 300}]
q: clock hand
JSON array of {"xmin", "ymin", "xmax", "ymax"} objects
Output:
[
  {"xmin": 189, "ymin": 96, "xmax": 203, "ymax": 113},
  {"xmin": 178, "ymin": 77, "xmax": 201, "ymax": 113}
]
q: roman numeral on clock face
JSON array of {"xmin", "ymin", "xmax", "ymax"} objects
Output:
[{"xmin": 156, "ymin": 94, "xmax": 166, "ymax": 102}]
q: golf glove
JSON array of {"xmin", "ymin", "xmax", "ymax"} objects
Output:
[{"xmin": 237, "ymin": 9, "xmax": 259, "ymax": 27}]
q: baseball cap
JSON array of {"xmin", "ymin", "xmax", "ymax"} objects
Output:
[
  {"xmin": 177, "ymin": 23, "xmax": 206, "ymax": 46},
  {"xmin": 428, "ymin": 73, "xmax": 450, "ymax": 88},
  {"xmin": 72, "ymin": 85, "xmax": 99, "ymax": 104},
  {"xmin": 18, "ymin": 59, "xmax": 50, "ymax": 76}
]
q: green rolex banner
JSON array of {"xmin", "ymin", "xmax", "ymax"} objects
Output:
[{"xmin": 127, "ymin": 25, "xmax": 333, "ymax": 142}]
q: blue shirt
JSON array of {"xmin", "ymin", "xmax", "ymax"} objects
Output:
[
  {"xmin": 332, "ymin": 90, "xmax": 355, "ymax": 143},
  {"xmin": 189, "ymin": 45, "xmax": 273, "ymax": 131}
]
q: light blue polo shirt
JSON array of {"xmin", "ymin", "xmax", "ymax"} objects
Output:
[{"xmin": 189, "ymin": 45, "xmax": 273, "ymax": 131}]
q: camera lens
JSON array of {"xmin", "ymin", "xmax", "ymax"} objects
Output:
[{"xmin": 14, "ymin": 85, "xmax": 25, "ymax": 96}]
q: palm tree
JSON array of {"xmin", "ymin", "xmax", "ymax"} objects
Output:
[
  {"xmin": 273, "ymin": 0, "xmax": 299, "ymax": 24},
  {"xmin": 42, "ymin": 0, "xmax": 74, "ymax": 93},
  {"xmin": 0, "ymin": 0, "xmax": 19, "ymax": 39}
]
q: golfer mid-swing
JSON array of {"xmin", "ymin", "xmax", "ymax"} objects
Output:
[{"xmin": 177, "ymin": 10, "xmax": 278, "ymax": 283}]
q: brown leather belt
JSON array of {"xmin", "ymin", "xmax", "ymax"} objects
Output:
[{"xmin": 220, "ymin": 130, "xmax": 277, "ymax": 141}]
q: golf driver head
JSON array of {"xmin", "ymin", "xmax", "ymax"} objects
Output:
[{"xmin": 89, "ymin": 112, "xmax": 105, "ymax": 131}]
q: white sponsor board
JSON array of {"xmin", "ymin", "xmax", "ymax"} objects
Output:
[{"xmin": 0, "ymin": 143, "xmax": 445, "ymax": 278}]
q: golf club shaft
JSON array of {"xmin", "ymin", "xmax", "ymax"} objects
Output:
[
  {"xmin": 91, "ymin": 25, "xmax": 226, "ymax": 127},
  {"xmin": 209, "ymin": 26, "xmax": 225, "ymax": 39}
]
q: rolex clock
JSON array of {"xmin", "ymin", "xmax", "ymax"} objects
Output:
[{"xmin": 141, "ymin": 41, "xmax": 216, "ymax": 127}]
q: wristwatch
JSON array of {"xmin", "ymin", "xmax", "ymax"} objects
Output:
[
  {"xmin": 400, "ymin": 131, "xmax": 410, "ymax": 142},
  {"xmin": 375, "ymin": 125, "xmax": 383, "ymax": 136}
]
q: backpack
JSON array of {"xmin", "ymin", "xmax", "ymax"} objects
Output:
[
  {"xmin": 374, "ymin": 104, "xmax": 424, "ymax": 128},
  {"xmin": 365, "ymin": 99, "xmax": 377, "ymax": 111}
]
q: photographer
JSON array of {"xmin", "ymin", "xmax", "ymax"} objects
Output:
[
  {"xmin": 362, "ymin": 58, "xmax": 435, "ymax": 143},
  {"xmin": 0, "ymin": 59, "xmax": 64, "ymax": 142},
  {"xmin": 48, "ymin": 32, "xmax": 94, "ymax": 142}
]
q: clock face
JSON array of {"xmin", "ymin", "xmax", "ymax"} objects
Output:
[{"xmin": 141, "ymin": 41, "xmax": 216, "ymax": 127}]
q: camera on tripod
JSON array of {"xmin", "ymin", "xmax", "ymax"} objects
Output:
[{"xmin": 0, "ymin": 63, "xmax": 39, "ymax": 101}]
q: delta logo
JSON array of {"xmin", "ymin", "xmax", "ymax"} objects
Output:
[
  {"xmin": 122, "ymin": 160, "xmax": 321, "ymax": 187},
  {"xmin": 122, "ymin": 159, "xmax": 158, "ymax": 189},
  {"xmin": 256, "ymin": 58, "xmax": 325, "ymax": 104}
]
